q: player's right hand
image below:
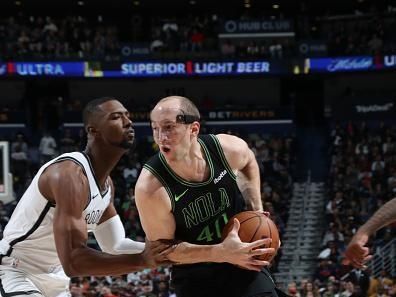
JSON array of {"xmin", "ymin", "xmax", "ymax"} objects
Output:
[
  {"xmin": 219, "ymin": 218, "xmax": 275, "ymax": 271},
  {"xmin": 142, "ymin": 238, "xmax": 177, "ymax": 267},
  {"xmin": 344, "ymin": 232, "xmax": 372, "ymax": 269}
]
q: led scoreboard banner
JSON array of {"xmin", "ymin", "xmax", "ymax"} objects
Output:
[
  {"xmin": 304, "ymin": 55, "xmax": 396, "ymax": 73},
  {"xmin": 1, "ymin": 62, "xmax": 84, "ymax": 76},
  {"xmin": 114, "ymin": 61, "xmax": 277, "ymax": 77},
  {"xmin": 0, "ymin": 60, "xmax": 287, "ymax": 77},
  {"xmin": 0, "ymin": 55, "xmax": 396, "ymax": 77}
]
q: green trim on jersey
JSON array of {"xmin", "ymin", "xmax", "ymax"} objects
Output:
[
  {"xmin": 210, "ymin": 134, "xmax": 237, "ymax": 180},
  {"xmin": 158, "ymin": 138, "xmax": 214, "ymax": 187},
  {"xmin": 143, "ymin": 164, "xmax": 175, "ymax": 210}
]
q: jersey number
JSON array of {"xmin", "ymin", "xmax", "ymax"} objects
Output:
[{"xmin": 196, "ymin": 213, "xmax": 228, "ymax": 242}]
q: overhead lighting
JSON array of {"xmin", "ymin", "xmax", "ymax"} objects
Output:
[
  {"xmin": 15, "ymin": 0, "xmax": 21, "ymax": 5},
  {"xmin": 273, "ymin": 4, "xmax": 279, "ymax": 9},
  {"xmin": 244, "ymin": 3, "xmax": 251, "ymax": 8},
  {"xmin": 77, "ymin": 1, "xmax": 84, "ymax": 5},
  {"xmin": 133, "ymin": 0, "xmax": 140, "ymax": 5},
  {"xmin": 190, "ymin": 0, "xmax": 196, "ymax": 4}
]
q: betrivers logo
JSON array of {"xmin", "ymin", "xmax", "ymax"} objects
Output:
[{"xmin": 214, "ymin": 170, "xmax": 227, "ymax": 184}]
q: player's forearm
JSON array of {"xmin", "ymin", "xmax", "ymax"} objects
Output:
[
  {"xmin": 238, "ymin": 154, "xmax": 263, "ymax": 211},
  {"xmin": 94, "ymin": 215, "xmax": 145, "ymax": 254},
  {"xmin": 358, "ymin": 197, "xmax": 396, "ymax": 236},
  {"xmin": 63, "ymin": 246, "xmax": 147, "ymax": 277},
  {"xmin": 166, "ymin": 242, "xmax": 224, "ymax": 264}
]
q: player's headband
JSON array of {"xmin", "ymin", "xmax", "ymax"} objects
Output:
[{"xmin": 175, "ymin": 114, "xmax": 200, "ymax": 124}]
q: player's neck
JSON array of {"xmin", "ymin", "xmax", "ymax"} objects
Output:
[
  {"xmin": 83, "ymin": 146, "xmax": 124, "ymax": 186},
  {"xmin": 166, "ymin": 140, "xmax": 209, "ymax": 182}
]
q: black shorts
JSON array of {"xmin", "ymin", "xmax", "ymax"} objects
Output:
[{"xmin": 171, "ymin": 263, "xmax": 285, "ymax": 297}]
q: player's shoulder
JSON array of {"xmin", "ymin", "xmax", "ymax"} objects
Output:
[
  {"xmin": 215, "ymin": 133, "xmax": 247, "ymax": 151},
  {"xmin": 42, "ymin": 159, "xmax": 88, "ymax": 184},
  {"xmin": 39, "ymin": 159, "xmax": 89, "ymax": 203}
]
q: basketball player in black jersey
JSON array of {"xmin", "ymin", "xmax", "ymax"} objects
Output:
[{"xmin": 135, "ymin": 96, "xmax": 282, "ymax": 297}]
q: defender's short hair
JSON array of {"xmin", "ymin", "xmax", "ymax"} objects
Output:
[{"xmin": 82, "ymin": 97, "xmax": 116, "ymax": 128}]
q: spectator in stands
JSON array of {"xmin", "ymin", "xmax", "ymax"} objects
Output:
[
  {"xmin": 10, "ymin": 132, "xmax": 30, "ymax": 196},
  {"xmin": 190, "ymin": 27, "xmax": 204, "ymax": 52},
  {"xmin": 11, "ymin": 132, "xmax": 28, "ymax": 157},
  {"xmin": 151, "ymin": 37, "xmax": 165, "ymax": 52},
  {"xmin": 322, "ymin": 280, "xmax": 338, "ymax": 297},
  {"xmin": 101, "ymin": 286, "xmax": 118, "ymax": 297},
  {"xmin": 301, "ymin": 281, "xmax": 320, "ymax": 297},
  {"xmin": 59, "ymin": 128, "xmax": 77, "ymax": 154},
  {"xmin": 339, "ymin": 281, "xmax": 355, "ymax": 297},
  {"xmin": 344, "ymin": 269, "xmax": 370, "ymax": 297},
  {"xmin": 220, "ymin": 40, "xmax": 236, "ymax": 57},
  {"xmin": 322, "ymin": 224, "xmax": 345, "ymax": 247},
  {"xmin": 368, "ymin": 33, "xmax": 383, "ymax": 54},
  {"xmin": 39, "ymin": 131, "xmax": 57, "ymax": 164},
  {"xmin": 287, "ymin": 282, "xmax": 301, "ymax": 297},
  {"xmin": 314, "ymin": 260, "xmax": 336, "ymax": 283},
  {"xmin": 70, "ymin": 283, "xmax": 84, "ymax": 297}
]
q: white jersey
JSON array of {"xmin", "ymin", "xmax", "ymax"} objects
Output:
[{"xmin": 0, "ymin": 152, "xmax": 112, "ymax": 274}]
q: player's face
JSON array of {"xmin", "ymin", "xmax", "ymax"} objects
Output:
[
  {"xmin": 150, "ymin": 104, "xmax": 192, "ymax": 160},
  {"xmin": 96, "ymin": 100, "xmax": 135, "ymax": 149}
]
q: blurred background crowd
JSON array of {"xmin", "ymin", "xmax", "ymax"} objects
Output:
[{"xmin": 0, "ymin": 1, "xmax": 396, "ymax": 61}]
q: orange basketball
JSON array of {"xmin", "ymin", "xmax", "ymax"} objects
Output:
[{"xmin": 221, "ymin": 211, "xmax": 280, "ymax": 262}]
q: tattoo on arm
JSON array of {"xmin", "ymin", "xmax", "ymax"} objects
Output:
[{"xmin": 360, "ymin": 197, "xmax": 396, "ymax": 235}]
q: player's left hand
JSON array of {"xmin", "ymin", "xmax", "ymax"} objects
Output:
[
  {"xmin": 142, "ymin": 238, "xmax": 178, "ymax": 267},
  {"xmin": 344, "ymin": 232, "xmax": 372, "ymax": 269}
]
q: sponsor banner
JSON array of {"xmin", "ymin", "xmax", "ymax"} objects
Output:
[
  {"xmin": 6, "ymin": 62, "xmax": 85, "ymax": 76},
  {"xmin": 120, "ymin": 43, "xmax": 151, "ymax": 57},
  {"xmin": 298, "ymin": 40, "xmax": 327, "ymax": 57},
  {"xmin": 355, "ymin": 102, "xmax": 395, "ymax": 114},
  {"xmin": 124, "ymin": 108, "xmax": 292, "ymax": 122},
  {"xmin": 0, "ymin": 63, "xmax": 6, "ymax": 76},
  {"xmin": 205, "ymin": 109, "xmax": 286, "ymax": 120},
  {"xmin": 220, "ymin": 19, "xmax": 293, "ymax": 35},
  {"xmin": 0, "ymin": 60, "xmax": 286, "ymax": 77},
  {"xmin": 384, "ymin": 55, "xmax": 396, "ymax": 68},
  {"xmin": 332, "ymin": 98, "xmax": 396, "ymax": 120},
  {"xmin": 104, "ymin": 60, "xmax": 286, "ymax": 77},
  {"xmin": 2, "ymin": 55, "xmax": 396, "ymax": 77},
  {"xmin": 305, "ymin": 56, "xmax": 374, "ymax": 73}
]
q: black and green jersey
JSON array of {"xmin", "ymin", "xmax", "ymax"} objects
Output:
[{"xmin": 144, "ymin": 134, "xmax": 245, "ymax": 245}]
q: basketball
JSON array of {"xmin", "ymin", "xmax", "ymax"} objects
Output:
[{"xmin": 221, "ymin": 211, "xmax": 280, "ymax": 262}]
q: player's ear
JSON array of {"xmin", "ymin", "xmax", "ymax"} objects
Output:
[
  {"xmin": 190, "ymin": 122, "xmax": 200, "ymax": 137},
  {"xmin": 87, "ymin": 126, "xmax": 97, "ymax": 135}
]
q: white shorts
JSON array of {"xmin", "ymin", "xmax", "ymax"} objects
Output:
[{"xmin": 0, "ymin": 265, "xmax": 70, "ymax": 297}]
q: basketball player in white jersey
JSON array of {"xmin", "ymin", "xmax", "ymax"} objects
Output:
[{"xmin": 0, "ymin": 98, "xmax": 175, "ymax": 297}]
